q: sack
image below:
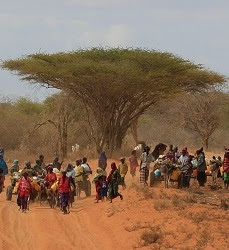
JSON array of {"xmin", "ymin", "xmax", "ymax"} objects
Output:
[
  {"xmin": 70, "ymin": 184, "xmax": 75, "ymax": 192},
  {"xmin": 51, "ymin": 181, "xmax": 58, "ymax": 192},
  {"xmin": 32, "ymin": 181, "xmax": 41, "ymax": 192},
  {"xmin": 17, "ymin": 196, "xmax": 22, "ymax": 207},
  {"xmin": 154, "ymin": 169, "xmax": 161, "ymax": 177},
  {"xmin": 170, "ymin": 170, "xmax": 181, "ymax": 181}
]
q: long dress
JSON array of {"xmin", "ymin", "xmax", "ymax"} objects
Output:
[
  {"xmin": 98, "ymin": 152, "xmax": 107, "ymax": 170},
  {"xmin": 129, "ymin": 155, "xmax": 139, "ymax": 177},
  {"xmin": 107, "ymin": 169, "xmax": 120, "ymax": 199}
]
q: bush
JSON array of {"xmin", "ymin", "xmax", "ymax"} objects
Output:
[{"xmin": 140, "ymin": 226, "xmax": 160, "ymax": 246}]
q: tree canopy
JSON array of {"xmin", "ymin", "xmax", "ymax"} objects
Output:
[{"xmin": 2, "ymin": 48, "xmax": 225, "ymax": 154}]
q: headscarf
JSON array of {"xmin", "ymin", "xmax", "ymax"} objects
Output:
[
  {"xmin": 93, "ymin": 168, "xmax": 104, "ymax": 182},
  {"xmin": 53, "ymin": 157, "xmax": 59, "ymax": 162},
  {"xmin": 13, "ymin": 160, "xmax": 19, "ymax": 166},
  {"xmin": 107, "ymin": 162, "xmax": 117, "ymax": 183},
  {"xmin": 98, "ymin": 168, "xmax": 104, "ymax": 175},
  {"xmin": 25, "ymin": 161, "xmax": 31, "ymax": 167},
  {"xmin": 10, "ymin": 160, "xmax": 19, "ymax": 173},
  {"xmin": 99, "ymin": 151, "xmax": 107, "ymax": 163},
  {"xmin": 67, "ymin": 163, "xmax": 74, "ymax": 172},
  {"xmin": 47, "ymin": 166, "xmax": 53, "ymax": 172},
  {"xmin": 111, "ymin": 162, "xmax": 117, "ymax": 170}
]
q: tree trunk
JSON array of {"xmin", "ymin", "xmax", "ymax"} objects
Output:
[
  {"xmin": 131, "ymin": 120, "xmax": 139, "ymax": 144},
  {"xmin": 204, "ymin": 137, "xmax": 209, "ymax": 150},
  {"xmin": 60, "ymin": 129, "xmax": 68, "ymax": 158}
]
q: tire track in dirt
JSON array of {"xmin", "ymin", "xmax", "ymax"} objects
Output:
[{"xmin": 0, "ymin": 186, "xmax": 114, "ymax": 250}]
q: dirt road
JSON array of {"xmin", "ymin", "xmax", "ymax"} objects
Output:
[
  {"xmin": 1, "ymin": 161, "xmax": 229, "ymax": 250},
  {"xmin": 0, "ymin": 180, "xmax": 117, "ymax": 250}
]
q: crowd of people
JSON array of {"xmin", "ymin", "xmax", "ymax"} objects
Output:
[
  {"xmin": 0, "ymin": 144, "xmax": 228, "ymax": 214},
  {"xmin": 138, "ymin": 144, "xmax": 229, "ymax": 189}
]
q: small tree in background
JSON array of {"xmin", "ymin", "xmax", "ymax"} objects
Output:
[
  {"xmin": 29, "ymin": 93, "xmax": 86, "ymax": 158},
  {"xmin": 181, "ymin": 93, "xmax": 221, "ymax": 149},
  {"xmin": 2, "ymin": 48, "xmax": 225, "ymax": 155}
]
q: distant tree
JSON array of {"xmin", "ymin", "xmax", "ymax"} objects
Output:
[
  {"xmin": 15, "ymin": 97, "xmax": 44, "ymax": 116},
  {"xmin": 181, "ymin": 93, "xmax": 221, "ymax": 149},
  {"xmin": 29, "ymin": 93, "xmax": 81, "ymax": 158},
  {"xmin": 2, "ymin": 48, "xmax": 225, "ymax": 155}
]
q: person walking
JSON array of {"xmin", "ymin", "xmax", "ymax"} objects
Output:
[
  {"xmin": 0, "ymin": 152, "xmax": 8, "ymax": 188},
  {"xmin": 107, "ymin": 162, "xmax": 123, "ymax": 203},
  {"xmin": 10, "ymin": 160, "xmax": 19, "ymax": 174},
  {"xmin": 196, "ymin": 148, "xmax": 207, "ymax": 187},
  {"xmin": 38, "ymin": 155, "xmax": 46, "ymax": 169},
  {"xmin": 0, "ymin": 169, "xmax": 4, "ymax": 193},
  {"xmin": 58, "ymin": 170, "xmax": 71, "ymax": 214},
  {"xmin": 223, "ymin": 150, "xmax": 229, "ymax": 189},
  {"xmin": 53, "ymin": 157, "xmax": 62, "ymax": 171},
  {"xmin": 18, "ymin": 171, "xmax": 32, "ymax": 213},
  {"xmin": 129, "ymin": 150, "xmax": 139, "ymax": 177},
  {"xmin": 93, "ymin": 168, "xmax": 104, "ymax": 203},
  {"xmin": 118, "ymin": 158, "xmax": 128, "ymax": 189},
  {"xmin": 98, "ymin": 151, "xmax": 107, "ymax": 170},
  {"xmin": 140, "ymin": 146, "xmax": 153, "ymax": 186}
]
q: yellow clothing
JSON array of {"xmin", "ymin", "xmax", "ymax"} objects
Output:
[
  {"xmin": 118, "ymin": 163, "xmax": 128, "ymax": 177},
  {"xmin": 74, "ymin": 165, "xmax": 84, "ymax": 182}
]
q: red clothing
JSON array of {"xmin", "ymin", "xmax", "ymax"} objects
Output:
[
  {"xmin": 18, "ymin": 176, "xmax": 32, "ymax": 197},
  {"xmin": 223, "ymin": 157, "xmax": 229, "ymax": 173},
  {"xmin": 0, "ymin": 175, "xmax": 4, "ymax": 192},
  {"xmin": 45, "ymin": 172, "xmax": 57, "ymax": 188},
  {"xmin": 58, "ymin": 176, "xmax": 70, "ymax": 193},
  {"xmin": 129, "ymin": 155, "xmax": 139, "ymax": 172},
  {"xmin": 95, "ymin": 176, "xmax": 103, "ymax": 201}
]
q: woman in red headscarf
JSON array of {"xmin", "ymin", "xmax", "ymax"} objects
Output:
[{"xmin": 107, "ymin": 162, "xmax": 123, "ymax": 203}]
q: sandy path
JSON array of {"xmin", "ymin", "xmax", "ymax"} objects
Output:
[
  {"xmin": 1, "ymin": 158, "xmax": 228, "ymax": 250},
  {"xmin": 0, "ymin": 179, "xmax": 116, "ymax": 250}
]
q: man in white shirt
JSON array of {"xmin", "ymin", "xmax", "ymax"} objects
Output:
[
  {"xmin": 81, "ymin": 157, "xmax": 92, "ymax": 174},
  {"xmin": 178, "ymin": 150, "xmax": 189, "ymax": 168}
]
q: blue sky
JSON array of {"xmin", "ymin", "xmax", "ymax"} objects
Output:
[{"xmin": 0, "ymin": 0, "xmax": 228, "ymax": 101}]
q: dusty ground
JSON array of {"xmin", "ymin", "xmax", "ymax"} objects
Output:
[{"xmin": 0, "ymin": 159, "xmax": 229, "ymax": 250}]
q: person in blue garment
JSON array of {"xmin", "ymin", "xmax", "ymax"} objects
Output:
[{"xmin": 0, "ymin": 151, "xmax": 8, "ymax": 189}]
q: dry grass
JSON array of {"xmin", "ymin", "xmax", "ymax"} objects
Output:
[
  {"xmin": 184, "ymin": 194, "xmax": 198, "ymax": 204},
  {"xmin": 171, "ymin": 194, "xmax": 186, "ymax": 209},
  {"xmin": 125, "ymin": 222, "xmax": 151, "ymax": 232},
  {"xmin": 196, "ymin": 228, "xmax": 210, "ymax": 250},
  {"xmin": 154, "ymin": 200, "xmax": 171, "ymax": 211},
  {"xmin": 189, "ymin": 211, "xmax": 208, "ymax": 224},
  {"xmin": 220, "ymin": 199, "xmax": 229, "ymax": 210},
  {"xmin": 139, "ymin": 226, "xmax": 161, "ymax": 247},
  {"xmin": 130, "ymin": 182, "xmax": 154, "ymax": 199},
  {"xmin": 158, "ymin": 189, "xmax": 170, "ymax": 199}
]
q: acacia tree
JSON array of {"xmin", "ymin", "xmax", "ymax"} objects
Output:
[
  {"xmin": 2, "ymin": 48, "xmax": 225, "ymax": 155},
  {"xmin": 181, "ymin": 93, "xmax": 221, "ymax": 149}
]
